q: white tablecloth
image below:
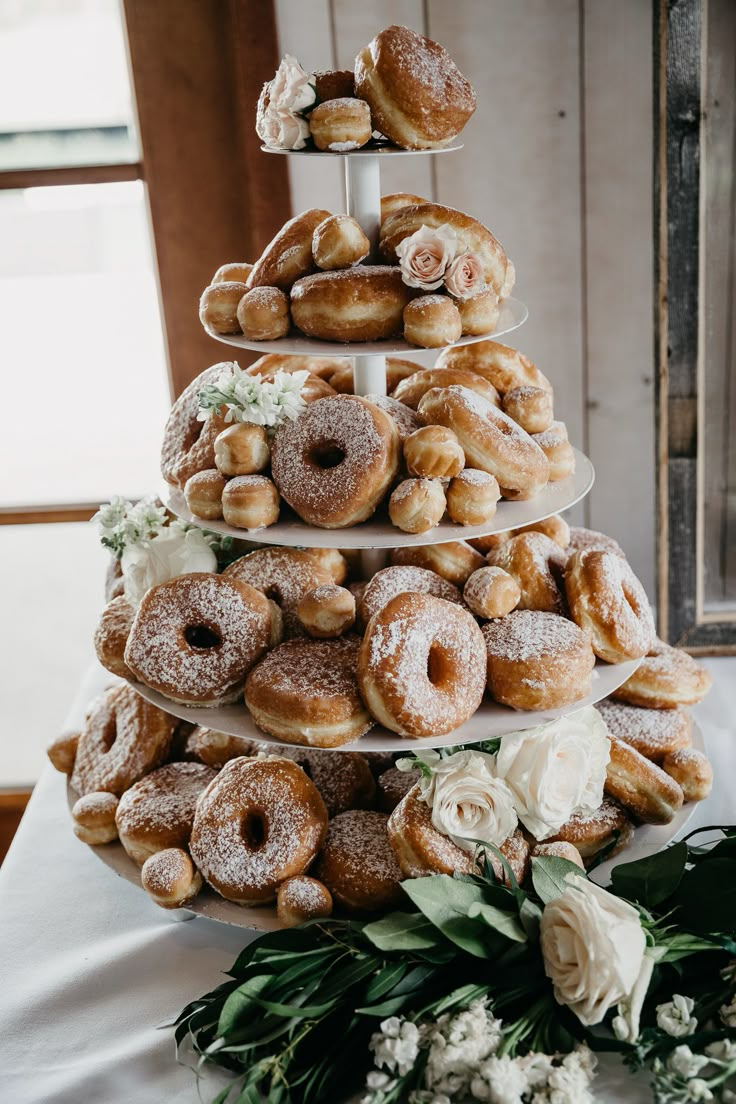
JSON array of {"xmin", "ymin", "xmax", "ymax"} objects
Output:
[{"xmin": 1, "ymin": 659, "xmax": 734, "ymax": 1104}]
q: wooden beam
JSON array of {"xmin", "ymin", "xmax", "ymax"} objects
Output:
[
  {"xmin": 0, "ymin": 505, "xmax": 98, "ymax": 526},
  {"xmin": 0, "ymin": 163, "xmax": 142, "ymax": 190}
]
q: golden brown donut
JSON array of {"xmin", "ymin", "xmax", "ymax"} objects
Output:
[
  {"xmin": 502, "ymin": 386, "xmax": 554, "ymax": 435},
  {"xmin": 290, "ymin": 266, "xmax": 410, "ymax": 342},
  {"xmin": 482, "ymin": 609, "xmax": 595, "ymax": 711},
  {"xmin": 212, "ymin": 262, "xmax": 253, "ymax": 284},
  {"xmin": 236, "ymin": 286, "xmax": 290, "ymax": 340},
  {"xmin": 270, "ymin": 395, "xmax": 400, "ymax": 528},
  {"xmin": 604, "ymin": 736, "xmax": 684, "ymax": 824},
  {"xmin": 488, "ymin": 532, "xmax": 567, "ymax": 614},
  {"xmin": 125, "ymin": 573, "xmax": 272, "ymax": 706},
  {"xmin": 301, "ymin": 548, "xmax": 349, "ymax": 585},
  {"xmin": 221, "ymin": 474, "xmax": 280, "ymax": 530},
  {"xmin": 403, "ymin": 425, "xmax": 465, "ymax": 479},
  {"xmin": 199, "ymin": 281, "xmax": 249, "ymax": 334},
  {"xmin": 513, "ymin": 515, "xmax": 570, "ymax": 549},
  {"xmin": 532, "ymin": 421, "xmax": 575, "ymax": 481},
  {"xmin": 296, "ymin": 584, "xmax": 356, "ymax": 638},
  {"xmin": 184, "ymin": 468, "xmax": 226, "ymax": 520},
  {"xmin": 377, "ymin": 766, "xmax": 420, "ymax": 813},
  {"xmin": 267, "ymin": 745, "xmax": 377, "ymax": 817},
  {"xmin": 313, "ymin": 69, "xmax": 355, "ymax": 101},
  {"xmin": 277, "ymin": 876, "xmax": 333, "ymax": 926},
  {"xmin": 312, "ymin": 214, "xmax": 370, "ymax": 269},
  {"xmin": 214, "ymin": 423, "xmax": 270, "ymax": 476},
  {"xmin": 72, "ymin": 791, "xmax": 119, "ymax": 845},
  {"xmin": 389, "ymin": 477, "xmax": 446, "ymax": 533},
  {"xmin": 355, "ymin": 26, "xmax": 476, "ymax": 149},
  {"xmin": 47, "ymin": 731, "xmax": 79, "ymax": 775},
  {"xmin": 389, "ymin": 541, "xmax": 485, "ymax": 586},
  {"xmin": 141, "ymin": 848, "xmax": 202, "ymax": 909},
  {"xmin": 94, "ymin": 595, "xmax": 135, "ymax": 680},
  {"xmin": 546, "ymin": 797, "xmax": 634, "ymax": 863},
  {"xmin": 246, "ymin": 352, "xmax": 343, "ymax": 381},
  {"xmin": 446, "ymin": 469, "xmax": 501, "ymax": 526},
  {"xmin": 611, "ymin": 639, "xmax": 713, "ymax": 709},
  {"xmin": 245, "ymin": 636, "xmax": 373, "ymax": 748},
  {"xmin": 463, "ymin": 566, "xmax": 521, "ymax": 619},
  {"xmin": 457, "ymin": 288, "xmax": 501, "ymax": 336},
  {"xmin": 312, "ymin": 810, "xmax": 403, "ymax": 913},
  {"xmin": 418, "ymin": 385, "xmax": 549, "ymax": 499},
  {"xmin": 531, "ymin": 841, "xmax": 585, "ymax": 870},
  {"xmin": 380, "ymin": 192, "xmax": 430, "ymax": 223},
  {"xmin": 661, "ymin": 748, "xmax": 713, "ymax": 802},
  {"xmin": 469, "ymin": 532, "xmax": 511, "ymax": 555},
  {"xmin": 566, "ymin": 548, "xmax": 655, "ymax": 663},
  {"xmin": 160, "ymin": 364, "xmax": 229, "ymax": 489},
  {"xmin": 566, "ymin": 526, "xmax": 626, "ymax": 560},
  {"xmin": 403, "ymin": 294, "xmax": 462, "ymax": 348},
  {"xmin": 595, "ymin": 699, "xmax": 692, "ymax": 762},
  {"xmin": 309, "ymin": 97, "xmax": 372, "ymax": 151},
  {"xmin": 358, "ymin": 592, "xmax": 486, "ymax": 738},
  {"xmin": 115, "ymin": 762, "xmax": 217, "ymax": 865},
  {"xmin": 224, "ymin": 547, "xmax": 333, "ymax": 636},
  {"xmin": 358, "ymin": 565, "xmax": 463, "ymax": 627},
  {"xmin": 71, "ymin": 684, "xmax": 177, "ymax": 797},
  {"xmin": 181, "ymin": 726, "xmax": 257, "ymax": 769},
  {"xmin": 392, "ymin": 367, "xmax": 500, "ymax": 411},
  {"xmin": 247, "ymin": 208, "xmax": 332, "ymax": 291},
  {"xmin": 366, "ymin": 394, "xmax": 421, "ymax": 443},
  {"xmin": 435, "ymin": 339, "xmax": 553, "ymax": 395}
]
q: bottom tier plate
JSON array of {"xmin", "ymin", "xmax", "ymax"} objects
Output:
[{"xmin": 67, "ymin": 721, "xmax": 704, "ymax": 931}]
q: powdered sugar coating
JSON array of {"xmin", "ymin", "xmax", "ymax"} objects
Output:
[
  {"xmin": 73, "ymin": 791, "xmax": 118, "ymax": 821},
  {"xmin": 277, "ymin": 875, "xmax": 333, "ymax": 922},
  {"xmin": 611, "ymin": 638, "xmax": 712, "ymax": 708},
  {"xmin": 565, "ymin": 548, "xmax": 655, "ymax": 663},
  {"xmin": 161, "ymin": 363, "xmax": 228, "ymax": 488},
  {"xmin": 482, "ymin": 608, "xmax": 585, "ymax": 662},
  {"xmin": 595, "ymin": 698, "xmax": 692, "ymax": 760},
  {"xmin": 463, "ymin": 566, "xmax": 520, "ymax": 620},
  {"xmin": 566, "ymin": 526, "xmax": 626, "ymax": 560},
  {"xmin": 258, "ymin": 745, "xmax": 376, "ymax": 816},
  {"xmin": 225, "ymin": 547, "xmax": 332, "ymax": 636},
  {"xmin": 94, "ymin": 595, "xmax": 135, "ymax": 679},
  {"xmin": 115, "ymin": 761, "xmax": 217, "ymax": 863},
  {"xmin": 359, "ymin": 565, "xmax": 462, "ymax": 626},
  {"xmin": 547, "ymin": 796, "xmax": 632, "ymax": 858},
  {"xmin": 365, "ymin": 393, "xmax": 420, "ymax": 441},
  {"xmin": 313, "ymin": 810, "xmax": 403, "ymax": 912}
]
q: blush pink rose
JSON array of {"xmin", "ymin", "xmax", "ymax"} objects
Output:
[
  {"xmin": 445, "ymin": 251, "xmax": 486, "ymax": 299},
  {"xmin": 395, "ymin": 224, "xmax": 457, "ymax": 290},
  {"xmin": 256, "ymin": 55, "xmax": 316, "ymax": 150}
]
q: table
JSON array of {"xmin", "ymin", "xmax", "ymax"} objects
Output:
[{"xmin": 1, "ymin": 659, "xmax": 734, "ymax": 1104}]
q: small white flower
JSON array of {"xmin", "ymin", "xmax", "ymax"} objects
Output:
[
  {"xmin": 720, "ymin": 997, "xmax": 736, "ymax": 1028},
  {"xmin": 668, "ymin": 1047, "xmax": 711, "ymax": 1079},
  {"xmin": 705, "ymin": 1039, "xmax": 736, "ymax": 1062},
  {"xmin": 686, "ymin": 1079, "xmax": 714, "ymax": 1102},
  {"xmin": 471, "ymin": 1054, "xmax": 529, "ymax": 1104},
  {"xmin": 424, "ymin": 1000, "xmax": 502, "ymax": 1094},
  {"xmin": 657, "ymin": 994, "xmax": 699, "ymax": 1038},
  {"xmin": 371, "ymin": 1017, "xmax": 421, "ymax": 1077},
  {"xmin": 722, "ymin": 1090, "xmax": 736, "ymax": 1104},
  {"xmin": 93, "ymin": 495, "xmax": 131, "ymax": 531},
  {"xmin": 366, "ymin": 1070, "xmax": 395, "ymax": 1090}
]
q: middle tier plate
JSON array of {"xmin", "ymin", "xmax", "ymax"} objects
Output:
[
  {"xmin": 161, "ymin": 448, "xmax": 594, "ymax": 550},
  {"xmin": 131, "ymin": 656, "xmax": 641, "ymax": 754}
]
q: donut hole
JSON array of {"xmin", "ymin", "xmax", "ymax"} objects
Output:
[
  {"xmin": 101, "ymin": 717, "xmax": 118, "ymax": 753},
  {"xmin": 427, "ymin": 644, "xmax": 453, "ymax": 691},
  {"xmin": 241, "ymin": 810, "xmax": 267, "ymax": 851},
  {"xmin": 621, "ymin": 584, "xmax": 641, "ymax": 616},
  {"xmin": 184, "ymin": 624, "xmax": 222, "ymax": 650},
  {"xmin": 310, "ymin": 442, "xmax": 345, "ymax": 470}
]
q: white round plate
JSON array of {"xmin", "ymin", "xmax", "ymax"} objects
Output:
[
  {"xmin": 130, "ymin": 656, "xmax": 641, "ymax": 754},
  {"xmin": 203, "ymin": 296, "xmax": 527, "ymax": 358},
  {"xmin": 161, "ymin": 448, "xmax": 593, "ymax": 551},
  {"xmin": 69, "ymin": 721, "xmax": 705, "ymax": 931},
  {"xmin": 261, "ymin": 140, "xmax": 463, "ymax": 159}
]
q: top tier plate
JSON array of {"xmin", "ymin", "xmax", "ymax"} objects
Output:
[{"xmin": 261, "ymin": 140, "xmax": 464, "ymax": 159}]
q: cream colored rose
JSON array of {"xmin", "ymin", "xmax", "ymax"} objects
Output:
[
  {"xmin": 122, "ymin": 525, "xmax": 217, "ymax": 607},
  {"xmin": 494, "ymin": 708, "xmax": 610, "ymax": 840},
  {"xmin": 256, "ymin": 54, "xmax": 316, "ymax": 151},
  {"xmin": 420, "ymin": 749, "xmax": 518, "ymax": 852},
  {"xmin": 540, "ymin": 875, "xmax": 647, "ymax": 1026},
  {"xmin": 395, "ymin": 223, "xmax": 458, "ymax": 290},
  {"xmin": 445, "ymin": 251, "xmax": 486, "ymax": 299}
]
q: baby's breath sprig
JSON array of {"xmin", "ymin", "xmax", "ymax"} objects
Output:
[
  {"xmin": 197, "ymin": 362, "xmax": 310, "ymax": 429},
  {"xmin": 93, "ymin": 495, "xmax": 168, "ymax": 559}
]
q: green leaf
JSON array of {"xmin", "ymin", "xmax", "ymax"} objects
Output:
[
  {"xmin": 401, "ymin": 876, "xmax": 493, "ymax": 958},
  {"xmin": 363, "ymin": 910, "xmax": 440, "ymax": 951},
  {"xmin": 218, "ymin": 975, "xmax": 272, "ymax": 1036},
  {"xmin": 363, "ymin": 962, "xmax": 407, "ymax": 1003},
  {"xmin": 467, "ymin": 901, "xmax": 527, "ymax": 942},
  {"xmin": 611, "ymin": 840, "xmax": 688, "ymax": 907},
  {"xmin": 531, "ymin": 856, "xmax": 585, "ymax": 904},
  {"xmin": 520, "ymin": 897, "xmax": 543, "ymax": 942},
  {"xmin": 670, "ymin": 857, "xmax": 736, "ymax": 934}
]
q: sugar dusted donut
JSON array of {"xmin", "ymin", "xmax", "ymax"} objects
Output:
[
  {"xmin": 296, "ymin": 584, "xmax": 356, "ymax": 638},
  {"xmin": 265, "ymin": 746, "xmax": 376, "ymax": 817},
  {"xmin": 403, "ymin": 295, "xmax": 462, "ymax": 348},
  {"xmin": 566, "ymin": 525, "xmax": 626, "ymax": 560},
  {"xmin": 482, "ymin": 610, "xmax": 595, "ymax": 711},
  {"xmin": 94, "ymin": 595, "xmax": 135, "ymax": 680},
  {"xmin": 182, "ymin": 726, "xmax": 257, "ymax": 769},
  {"xmin": 199, "ymin": 281, "xmax": 248, "ymax": 334},
  {"xmin": 222, "ymin": 474, "xmax": 280, "ymax": 529},
  {"xmin": 604, "ymin": 736, "xmax": 684, "ymax": 824},
  {"xmin": 358, "ymin": 565, "xmax": 462, "ymax": 627},
  {"xmin": 488, "ymin": 532, "xmax": 566, "ymax": 614},
  {"xmin": 546, "ymin": 797, "xmax": 634, "ymax": 863},
  {"xmin": 446, "ymin": 469, "xmax": 500, "ymax": 526},
  {"xmin": 125, "ymin": 573, "xmax": 272, "ymax": 706},
  {"xmin": 611, "ymin": 638, "xmax": 713, "ymax": 709},
  {"xmin": 246, "ymin": 352, "xmax": 342, "ymax": 381},
  {"xmin": 277, "ymin": 877, "xmax": 333, "ymax": 926},
  {"xmin": 457, "ymin": 288, "xmax": 500, "ymax": 336},
  {"xmin": 366, "ymin": 394, "xmax": 420, "ymax": 443},
  {"xmin": 245, "ymin": 636, "xmax": 372, "ymax": 747},
  {"xmin": 236, "ymin": 286, "xmax": 290, "ymax": 341},
  {"xmin": 115, "ymin": 761, "xmax": 217, "ymax": 865},
  {"xmin": 309, "ymin": 98, "xmax": 372, "ymax": 151},
  {"xmin": 72, "ymin": 792, "xmax": 119, "ymax": 845},
  {"xmin": 247, "ymin": 208, "xmax": 332, "ymax": 291},
  {"xmin": 302, "ymin": 547, "xmax": 349, "ymax": 585},
  {"xmin": 502, "ymin": 386, "xmax": 554, "ymax": 435},
  {"xmin": 141, "ymin": 848, "xmax": 202, "ymax": 910},
  {"xmin": 377, "ymin": 766, "xmax": 419, "ymax": 813},
  {"xmin": 389, "ymin": 477, "xmax": 446, "ymax": 534},
  {"xmin": 595, "ymin": 699, "xmax": 692, "ymax": 762},
  {"xmin": 225, "ymin": 547, "xmax": 333, "ymax": 636},
  {"xmin": 313, "ymin": 810, "xmax": 403, "ymax": 913},
  {"xmin": 435, "ymin": 339, "xmax": 552, "ymax": 395},
  {"xmin": 393, "ymin": 366, "xmax": 500, "ymax": 411},
  {"xmin": 358, "ymin": 592, "xmax": 486, "ymax": 738},
  {"xmin": 47, "ymin": 731, "xmax": 79, "ymax": 775},
  {"xmin": 184, "ymin": 468, "xmax": 226, "ymax": 520},
  {"xmin": 531, "ymin": 841, "xmax": 584, "ymax": 870},
  {"xmin": 532, "ymin": 421, "xmax": 575, "ymax": 481},
  {"xmin": 270, "ymin": 395, "xmax": 400, "ymax": 528},
  {"xmin": 212, "ymin": 261, "xmax": 253, "ymax": 284},
  {"xmin": 313, "ymin": 69, "xmax": 355, "ymax": 101},
  {"xmin": 463, "ymin": 566, "xmax": 520, "ymax": 619},
  {"xmin": 291, "ymin": 266, "xmax": 411, "ymax": 342},
  {"xmin": 190, "ymin": 757, "xmax": 328, "ymax": 904},
  {"xmin": 312, "ymin": 214, "xmax": 370, "ymax": 269},
  {"xmin": 403, "ymin": 425, "xmax": 465, "ymax": 479},
  {"xmin": 214, "ymin": 423, "xmax": 270, "ymax": 476},
  {"xmin": 566, "ymin": 548, "xmax": 655, "ymax": 663},
  {"xmin": 661, "ymin": 748, "xmax": 713, "ymax": 802},
  {"xmin": 390, "ymin": 541, "xmax": 485, "ymax": 586},
  {"xmin": 161, "ymin": 364, "xmax": 229, "ymax": 489},
  {"xmin": 514, "ymin": 515, "xmax": 570, "ymax": 549}
]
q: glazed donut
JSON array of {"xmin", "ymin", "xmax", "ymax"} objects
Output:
[
  {"xmin": 377, "ymin": 766, "xmax": 420, "ymax": 813},
  {"xmin": 661, "ymin": 748, "xmax": 713, "ymax": 802},
  {"xmin": 72, "ymin": 791, "xmax": 119, "ymax": 845},
  {"xmin": 94, "ymin": 596, "xmax": 135, "ymax": 680},
  {"xmin": 313, "ymin": 69, "xmax": 355, "ymax": 102},
  {"xmin": 380, "ymin": 203, "xmax": 510, "ymax": 294},
  {"xmin": 595, "ymin": 699, "xmax": 692, "ymax": 762},
  {"xmin": 236, "ymin": 286, "xmax": 290, "ymax": 341},
  {"xmin": 366, "ymin": 394, "xmax": 421, "ymax": 443},
  {"xmin": 604, "ymin": 736, "xmax": 684, "ymax": 824},
  {"xmin": 463, "ymin": 566, "xmax": 521, "ymax": 620},
  {"xmin": 115, "ymin": 761, "xmax": 217, "ymax": 865},
  {"xmin": 125, "ymin": 573, "xmax": 272, "ymax": 706},
  {"xmin": 296, "ymin": 584, "xmax": 356, "ymax": 638},
  {"xmin": 328, "ymin": 356, "xmax": 421, "ymax": 395},
  {"xmin": 418, "ymin": 385, "xmax": 549, "ymax": 499},
  {"xmin": 389, "ymin": 477, "xmax": 446, "ymax": 534},
  {"xmin": 221, "ymin": 474, "xmax": 280, "ymax": 530},
  {"xmin": 190, "ymin": 757, "xmax": 328, "ymax": 904},
  {"xmin": 566, "ymin": 526, "xmax": 626, "ymax": 560},
  {"xmin": 392, "ymin": 367, "xmax": 500, "ymax": 411},
  {"xmin": 482, "ymin": 609, "xmax": 595, "ymax": 711},
  {"xmin": 277, "ymin": 876, "xmax": 333, "ymax": 926},
  {"xmin": 214, "ymin": 423, "xmax": 270, "ymax": 476},
  {"xmin": 359, "ymin": 565, "xmax": 462, "ymax": 627},
  {"xmin": 199, "ymin": 281, "xmax": 249, "ymax": 335},
  {"xmin": 546, "ymin": 797, "xmax": 634, "ymax": 863},
  {"xmin": 263, "ymin": 745, "xmax": 376, "ymax": 817},
  {"xmin": 47, "ymin": 731, "xmax": 79, "ymax": 775},
  {"xmin": 247, "ymin": 208, "xmax": 331, "ymax": 291},
  {"xmin": 402, "ymin": 295, "xmax": 461, "ymax": 348},
  {"xmin": 301, "ymin": 548, "xmax": 349, "ymax": 585},
  {"xmin": 532, "ymin": 421, "xmax": 575, "ymax": 481},
  {"xmin": 565, "ymin": 548, "xmax": 655, "ymax": 663},
  {"xmin": 245, "ymin": 636, "xmax": 373, "ymax": 747},
  {"xmin": 312, "ymin": 810, "xmax": 403, "ymax": 913},
  {"xmin": 611, "ymin": 638, "xmax": 713, "ymax": 709},
  {"xmin": 390, "ymin": 541, "xmax": 486, "ymax": 586},
  {"xmin": 531, "ymin": 841, "xmax": 585, "ymax": 870},
  {"xmin": 246, "ymin": 353, "xmax": 343, "ymax": 381},
  {"xmin": 457, "ymin": 288, "xmax": 501, "ymax": 336},
  {"xmin": 380, "ymin": 193, "xmax": 430, "ymax": 223},
  {"xmin": 309, "ymin": 98, "xmax": 372, "ymax": 151},
  {"xmin": 182, "ymin": 726, "xmax": 257, "ymax": 769},
  {"xmin": 141, "ymin": 848, "xmax": 202, "ymax": 910},
  {"xmin": 502, "ymin": 386, "xmax": 554, "ymax": 435},
  {"xmin": 468, "ymin": 532, "xmax": 511, "ymax": 555},
  {"xmin": 184, "ymin": 468, "xmax": 226, "ymax": 520},
  {"xmin": 435, "ymin": 340, "xmax": 552, "ymax": 395},
  {"xmin": 358, "ymin": 592, "xmax": 486, "ymax": 737},
  {"xmin": 224, "ymin": 547, "xmax": 333, "ymax": 636},
  {"xmin": 160, "ymin": 364, "xmax": 229, "ymax": 489},
  {"xmin": 270, "ymin": 395, "xmax": 400, "ymax": 528},
  {"xmin": 312, "ymin": 214, "xmax": 370, "ymax": 269},
  {"xmin": 105, "ymin": 555, "xmax": 125, "ymax": 602},
  {"xmin": 488, "ymin": 532, "xmax": 566, "ymax": 615},
  {"xmin": 446, "ymin": 469, "xmax": 501, "ymax": 526},
  {"xmin": 290, "ymin": 266, "xmax": 410, "ymax": 342},
  {"xmin": 212, "ymin": 261, "xmax": 253, "ymax": 284},
  {"xmin": 70, "ymin": 684, "xmax": 177, "ymax": 796},
  {"xmin": 355, "ymin": 26, "xmax": 476, "ymax": 150},
  {"xmin": 403, "ymin": 425, "xmax": 465, "ymax": 479},
  {"xmin": 514, "ymin": 515, "xmax": 570, "ymax": 549}
]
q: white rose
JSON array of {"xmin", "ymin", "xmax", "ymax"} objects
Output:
[
  {"xmin": 395, "ymin": 224, "xmax": 457, "ymax": 290},
  {"xmin": 256, "ymin": 55, "xmax": 315, "ymax": 151},
  {"xmin": 494, "ymin": 707, "xmax": 610, "ymax": 839},
  {"xmin": 540, "ymin": 874, "xmax": 647, "ymax": 1026},
  {"xmin": 421, "ymin": 750, "xmax": 517, "ymax": 853},
  {"xmin": 122, "ymin": 525, "xmax": 217, "ymax": 606}
]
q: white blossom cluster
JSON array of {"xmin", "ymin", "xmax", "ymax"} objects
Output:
[
  {"xmin": 197, "ymin": 363, "xmax": 309, "ymax": 428},
  {"xmin": 94, "ymin": 495, "xmax": 168, "ymax": 558},
  {"xmin": 650, "ymin": 992, "xmax": 736, "ymax": 1103}
]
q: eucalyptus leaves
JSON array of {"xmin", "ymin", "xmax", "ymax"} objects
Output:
[{"xmin": 197, "ymin": 363, "xmax": 309, "ymax": 429}]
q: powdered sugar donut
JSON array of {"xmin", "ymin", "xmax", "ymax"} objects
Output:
[
  {"xmin": 403, "ymin": 425, "xmax": 465, "ymax": 480},
  {"xmin": 277, "ymin": 876, "xmax": 333, "ymax": 926},
  {"xmin": 261, "ymin": 745, "xmax": 376, "ymax": 817},
  {"xmin": 488, "ymin": 532, "xmax": 567, "ymax": 615},
  {"xmin": 546, "ymin": 797, "xmax": 634, "ymax": 862},
  {"xmin": 610, "ymin": 638, "xmax": 712, "ymax": 709},
  {"xmin": 463, "ymin": 566, "xmax": 520, "ymax": 619},
  {"xmin": 312, "ymin": 810, "xmax": 403, "ymax": 913},
  {"xmin": 224, "ymin": 547, "xmax": 332, "ymax": 636},
  {"xmin": 72, "ymin": 791, "xmax": 119, "ymax": 845},
  {"xmin": 358, "ymin": 565, "xmax": 462, "ymax": 627},
  {"xmin": 566, "ymin": 548, "xmax": 655, "ymax": 663},
  {"xmin": 364, "ymin": 393, "xmax": 421, "ymax": 443},
  {"xmin": 160, "ymin": 364, "xmax": 228, "ymax": 489},
  {"xmin": 94, "ymin": 595, "xmax": 135, "ymax": 680},
  {"xmin": 445, "ymin": 468, "xmax": 500, "ymax": 526},
  {"xmin": 390, "ymin": 541, "xmax": 486, "ymax": 585},
  {"xmin": 141, "ymin": 848, "xmax": 202, "ymax": 909},
  {"xmin": 115, "ymin": 761, "xmax": 217, "ymax": 865},
  {"xmin": 595, "ymin": 699, "xmax": 692, "ymax": 762}
]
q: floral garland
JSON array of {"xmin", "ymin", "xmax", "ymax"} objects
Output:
[{"xmin": 197, "ymin": 363, "xmax": 310, "ymax": 429}]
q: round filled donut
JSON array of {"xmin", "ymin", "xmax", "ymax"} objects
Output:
[
  {"xmin": 222, "ymin": 474, "xmax": 280, "ymax": 529},
  {"xmin": 277, "ymin": 876, "xmax": 333, "ymax": 926},
  {"xmin": 141, "ymin": 848, "xmax": 202, "ymax": 910},
  {"xmin": 290, "ymin": 266, "xmax": 411, "ymax": 342},
  {"xmin": 212, "ymin": 261, "xmax": 253, "ymax": 284},
  {"xmin": 403, "ymin": 425, "xmax": 465, "ymax": 479},
  {"xmin": 312, "ymin": 214, "xmax": 370, "ymax": 269},
  {"xmin": 435, "ymin": 340, "xmax": 552, "ymax": 395},
  {"xmin": 488, "ymin": 532, "xmax": 567, "ymax": 614},
  {"xmin": 115, "ymin": 761, "xmax": 217, "ymax": 865},
  {"xmin": 199, "ymin": 281, "xmax": 249, "ymax": 335},
  {"xmin": 388, "ymin": 477, "xmax": 446, "ymax": 534},
  {"xmin": 309, "ymin": 98, "xmax": 372, "ymax": 152},
  {"xmin": 457, "ymin": 288, "xmax": 501, "ymax": 336},
  {"xmin": 72, "ymin": 792, "xmax": 120, "ymax": 845},
  {"xmin": 610, "ymin": 638, "xmax": 712, "ymax": 709},
  {"xmin": 565, "ymin": 548, "xmax": 655, "ymax": 663},
  {"xmin": 182, "ymin": 726, "xmax": 257, "ymax": 769},
  {"xmin": 94, "ymin": 595, "xmax": 135, "ymax": 680},
  {"xmin": 214, "ymin": 422, "xmax": 270, "ymax": 476},
  {"xmin": 160, "ymin": 364, "xmax": 229, "ymax": 489},
  {"xmin": 595, "ymin": 699, "xmax": 692, "ymax": 762},
  {"xmin": 225, "ymin": 547, "xmax": 333, "ymax": 636},
  {"xmin": 446, "ymin": 469, "xmax": 500, "ymax": 526},
  {"xmin": 296, "ymin": 584, "xmax": 356, "ymax": 638},
  {"xmin": 236, "ymin": 286, "xmax": 290, "ymax": 341},
  {"xmin": 247, "ymin": 208, "xmax": 331, "ymax": 291},
  {"xmin": 312, "ymin": 809, "xmax": 403, "ymax": 913},
  {"xmin": 392, "ymin": 367, "xmax": 500, "ymax": 411},
  {"xmin": 463, "ymin": 566, "xmax": 521, "ymax": 620},
  {"xmin": 358, "ymin": 592, "xmax": 486, "ymax": 738},
  {"xmin": 263, "ymin": 745, "xmax": 376, "ymax": 817},
  {"xmin": 358, "ymin": 565, "xmax": 462, "ymax": 627},
  {"xmin": 502, "ymin": 386, "xmax": 554, "ymax": 435},
  {"xmin": 184, "ymin": 468, "xmax": 226, "ymax": 520},
  {"xmin": 545, "ymin": 797, "xmax": 634, "ymax": 863},
  {"xmin": 402, "ymin": 294, "xmax": 461, "ymax": 348},
  {"xmin": 47, "ymin": 731, "xmax": 79, "ymax": 776},
  {"xmin": 190, "ymin": 757, "xmax": 328, "ymax": 905}
]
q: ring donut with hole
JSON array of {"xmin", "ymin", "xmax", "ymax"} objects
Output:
[
  {"xmin": 160, "ymin": 364, "xmax": 229, "ymax": 489},
  {"xmin": 565, "ymin": 548, "xmax": 655, "ymax": 663}
]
